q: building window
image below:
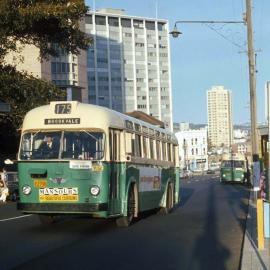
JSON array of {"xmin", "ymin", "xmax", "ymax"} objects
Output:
[
  {"xmin": 51, "ymin": 62, "xmax": 56, "ymax": 73},
  {"xmin": 160, "ymin": 53, "xmax": 168, "ymax": 57},
  {"xmin": 158, "ymin": 22, "xmax": 165, "ymax": 31},
  {"xmin": 51, "ymin": 62, "xmax": 70, "ymax": 74},
  {"xmin": 145, "ymin": 21, "xmax": 155, "ymax": 30},
  {"xmin": 95, "ymin": 15, "xmax": 106, "ymax": 26},
  {"xmin": 108, "ymin": 17, "xmax": 119, "ymax": 27},
  {"xmin": 121, "ymin": 18, "xmax": 131, "ymax": 28},
  {"xmin": 85, "ymin": 15, "xmax": 92, "ymax": 24},
  {"xmin": 159, "ymin": 44, "xmax": 167, "ymax": 49},
  {"xmin": 148, "ymin": 52, "xmax": 156, "ymax": 57},
  {"xmin": 133, "ymin": 20, "xmax": 144, "ymax": 29},
  {"xmin": 135, "ymin": 42, "xmax": 144, "ymax": 47}
]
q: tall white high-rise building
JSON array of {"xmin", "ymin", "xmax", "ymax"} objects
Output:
[
  {"xmin": 85, "ymin": 8, "xmax": 173, "ymax": 129},
  {"xmin": 207, "ymin": 85, "xmax": 233, "ymax": 147}
]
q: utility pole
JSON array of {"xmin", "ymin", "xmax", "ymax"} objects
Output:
[
  {"xmin": 245, "ymin": 0, "xmax": 260, "ymax": 189},
  {"xmin": 169, "ymin": 0, "xmax": 260, "ymax": 189}
]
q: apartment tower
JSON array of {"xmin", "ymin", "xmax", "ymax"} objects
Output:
[
  {"xmin": 207, "ymin": 85, "xmax": 233, "ymax": 147},
  {"xmin": 85, "ymin": 8, "xmax": 173, "ymax": 129}
]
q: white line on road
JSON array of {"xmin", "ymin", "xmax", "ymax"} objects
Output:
[{"xmin": 0, "ymin": 214, "xmax": 32, "ymax": 222}]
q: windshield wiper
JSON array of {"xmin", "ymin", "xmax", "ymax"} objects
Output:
[{"xmin": 32, "ymin": 130, "xmax": 41, "ymax": 138}]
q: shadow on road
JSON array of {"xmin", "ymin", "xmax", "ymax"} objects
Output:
[
  {"xmin": 179, "ymin": 187, "xmax": 194, "ymax": 207},
  {"xmin": 188, "ymin": 183, "xmax": 231, "ymax": 270}
]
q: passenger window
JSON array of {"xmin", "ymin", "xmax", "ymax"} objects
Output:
[
  {"xmin": 156, "ymin": 141, "xmax": 160, "ymax": 160},
  {"xmin": 135, "ymin": 134, "xmax": 142, "ymax": 157},
  {"xmin": 150, "ymin": 139, "xmax": 155, "ymax": 159},
  {"xmin": 109, "ymin": 129, "xmax": 121, "ymax": 161},
  {"xmin": 162, "ymin": 142, "xmax": 167, "ymax": 161},
  {"xmin": 143, "ymin": 136, "xmax": 148, "ymax": 158},
  {"xmin": 167, "ymin": 143, "xmax": 172, "ymax": 161}
]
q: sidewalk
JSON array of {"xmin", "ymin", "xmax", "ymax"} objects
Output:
[{"xmin": 241, "ymin": 192, "xmax": 270, "ymax": 270}]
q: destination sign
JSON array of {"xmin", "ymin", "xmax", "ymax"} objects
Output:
[{"xmin": 44, "ymin": 118, "xmax": 80, "ymax": 125}]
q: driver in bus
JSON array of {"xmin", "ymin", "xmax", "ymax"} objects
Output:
[{"xmin": 38, "ymin": 135, "xmax": 59, "ymax": 158}]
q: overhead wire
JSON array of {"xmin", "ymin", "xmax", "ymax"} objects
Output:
[{"xmin": 203, "ymin": 23, "xmax": 246, "ymax": 50}]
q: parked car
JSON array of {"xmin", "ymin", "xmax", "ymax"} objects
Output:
[{"xmin": 207, "ymin": 169, "xmax": 216, "ymax": 174}]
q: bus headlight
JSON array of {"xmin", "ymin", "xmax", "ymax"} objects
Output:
[
  {"xmin": 90, "ymin": 185, "xmax": 100, "ymax": 196},
  {"xmin": 223, "ymin": 174, "xmax": 226, "ymax": 178},
  {"xmin": 22, "ymin": 185, "xmax": 31, "ymax": 195}
]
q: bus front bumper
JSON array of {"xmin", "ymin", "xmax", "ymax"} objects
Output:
[{"xmin": 17, "ymin": 202, "xmax": 108, "ymax": 214}]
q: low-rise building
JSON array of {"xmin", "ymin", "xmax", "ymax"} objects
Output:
[
  {"xmin": 175, "ymin": 128, "xmax": 208, "ymax": 171},
  {"xmin": 173, "ymin": 122, "xmax": 190, "ymax": 133}
]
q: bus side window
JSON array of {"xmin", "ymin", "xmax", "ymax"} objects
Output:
[
  {"xmin": 168, "ymin": 143, "xmax": 172, "ymax": 162},
  {"xmin": 174, "ymin": 145, "xmax": 179, "ymax": 166},
  {"xmin": 109, "ymin": 129, "xmax": 120, "ymax": 161},
  {"xmin": 143, "ymin": 136, "xmax": 148, "ymax": 158},
  {"xmin": 135, "ymin": 134, "xmax": 142, "ymax": 157},
  {"xmin": 162, "ymin": 142, "xmax": 167, "ymax": 161},
  {"xmin": 125, "ymin": 132, "xmax": 133, "ymax": 156},
  {"xmin": 171, "ymin": 144, "xmax": 174, "ymax": 163},
  {"xmin": 149, "ymin": 138, "xmax": 155, "ymax": 159},
  {"xmin": 156, "ymin": 140, "xmax": 160, "ymax": 160},
  {"xmin": 109, "ymin": 130, "xmax": 113, "ymax": 160}
]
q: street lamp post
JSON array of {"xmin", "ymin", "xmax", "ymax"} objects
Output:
[{"xmin": 170, "ymin": 0, "xmax": 259, "ymax": 190}]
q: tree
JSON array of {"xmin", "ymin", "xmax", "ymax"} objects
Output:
[
  {"xmin": 0, "ymin": 0, "xmax": 91, "ymax": 157},
  {"xmin": 0, "ymin": 0, "xmax": 90, "ymax": 60},
  {"xmin": 0, "ymin": 64, "xmax": 66, "ymax": 155}
]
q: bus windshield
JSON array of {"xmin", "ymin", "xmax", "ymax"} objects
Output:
[
  {"xmin": 221, "ymin": 160, "xmax": 245, "ymax": 169},
  {"xmin": 19, "ymin": 131, "xmax": 105, "ymax": 160}
]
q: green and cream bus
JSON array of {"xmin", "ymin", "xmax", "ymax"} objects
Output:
[
  {"xmin": 17, "ymin": 101, "xmax": 180, "ymax": 226},
  {"xmin": 220, "ymin": 154, "xmax": 246, "ymax": 184}
]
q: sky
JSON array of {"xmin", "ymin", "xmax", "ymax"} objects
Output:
[{"xmin": 85, "ymin": 0, "xmax": 270, "ymax": 125}]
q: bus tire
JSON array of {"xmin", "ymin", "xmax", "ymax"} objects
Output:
[
  {"xmin": 116, "ymin": 185, "xmax": 136, "ymax": 227},
  {"xmin": 38, "ymin": 214, "xmax": 56, "ymax": 225},
  {"xmin": 159, "ymin": 183, "xmax": 173, "ymax": 215}
]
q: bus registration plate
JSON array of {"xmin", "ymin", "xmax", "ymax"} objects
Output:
[{"xmin": 39, "ymin": 187, "xmax": 79, "ymax": 202}]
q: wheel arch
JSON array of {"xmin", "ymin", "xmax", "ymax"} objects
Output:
[
  {"xmin": 124, "ymin": 178, "xmax": 139, "ymax": 217},
  {"xmin": 160, "ymin": 179, "xmax": 173, "ymax": 208}
]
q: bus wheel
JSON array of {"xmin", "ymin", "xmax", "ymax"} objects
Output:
[
  {"xmin": 116, "ymin": 186, "xmax": 136, "ymax": 227},
  {"xmin": 38, "ymin": 215, "xmax": 56, "ymax": 225},
  {"xmin": 159, "ymin": 184, "xmax": 173, "ymax": 215}
]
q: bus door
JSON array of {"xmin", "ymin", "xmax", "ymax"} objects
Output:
[{"xmin": 109, "ymin": 129, "xmax": 122, "ymax": 214}]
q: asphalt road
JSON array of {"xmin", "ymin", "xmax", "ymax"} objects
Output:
[{"xmin": 0, "ymin": 174, "xmax": 249, "ymax": 270}]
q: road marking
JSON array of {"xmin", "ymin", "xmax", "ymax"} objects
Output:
[
  {"xmin": 195, "ymin": 179, "xmax": 199, "ymax": 182},
  {"xmin": 0, "ymin": 214, "xmax": 32, "ymax": 222}
]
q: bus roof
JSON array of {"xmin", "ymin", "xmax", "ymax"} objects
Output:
[{"xmin": 22, "ymin": 101, "xmax": 177, "ymax": 143}]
